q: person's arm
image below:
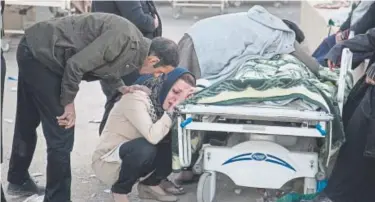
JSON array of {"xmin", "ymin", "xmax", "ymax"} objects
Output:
[
  {"xmin": 123, "ymin": 92, "xmax": 173, "ymax": 145},
  {"xmin": 366, "ymin": 63, "xmax": 375, "ymax": 81},
  {"xmin": 60, "ymin": 29, "xmax": 132, "ymax": 106},
  {"xmin": 115, "ymin": 1, "xmax": 155, "ymax": 33},
  {"xmin": 325, "ymin": 28, "xmax": 375, "ymax": 65},
  {"xmin": 350, "ymin": 2, "xmax": 375, "ymax": 35},
  {"xmin": 339, "ymin": 16, "xmax": 351, "ymax": 32}
]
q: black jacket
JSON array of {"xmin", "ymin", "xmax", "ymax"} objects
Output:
[
  {"xmin": 92, "ymin": 0, "xmax": 162, "ymax": 39},
  {"xmin": 350, "ymin": 2, "xmax": 375, "ymax": 35},
  {"xmin": 340, "ymin": 1, "xmax": 375, "ymax": 35},
  {"xmin": 326, "ymin": 28, "xmax": 375, "ymax": 71}
]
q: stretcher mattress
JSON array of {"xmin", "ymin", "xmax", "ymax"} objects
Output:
[{"xmin": 184, "ymin": 54, "xmax": 353, "ymax": 113}]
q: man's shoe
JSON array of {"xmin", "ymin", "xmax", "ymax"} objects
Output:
[{"xmin": 7, "ymin": 179, "xmax": 45, "ymax": 197}]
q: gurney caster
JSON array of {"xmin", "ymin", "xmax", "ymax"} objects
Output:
[{"xmin": 197, "ymin": 171, "xmax": 217, "ymax": 202}]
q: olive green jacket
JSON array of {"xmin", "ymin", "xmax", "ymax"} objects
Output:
[{"xmin": 24, "ymin": 13, "xmax": 151, "ymax": 106}]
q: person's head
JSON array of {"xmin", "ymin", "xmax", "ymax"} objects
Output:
[
  {"xmin": 140, "ymin": 37, "xmax": 179, "ymax": 74},
  {"xmin": 282, "ymin": 19, "xmax": 305, "ymax": 43},
  {"xmin": 160, "ymin": 69, "xmax": 196, "ymax": 111},
  {"xmin": 134, "ymin": 67, "xmax": 196, "ymax": 116}
]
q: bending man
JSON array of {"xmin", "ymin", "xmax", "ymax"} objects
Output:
[{"xmin": 6, "ymin": 13, "xmax": 178, "ymax": 202}]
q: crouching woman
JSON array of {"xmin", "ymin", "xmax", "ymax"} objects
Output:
[{"xmin": 92, "ymin": 68, "xmax": 195, "ymax": 202}]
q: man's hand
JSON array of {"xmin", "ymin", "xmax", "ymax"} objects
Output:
[
  {"xmin": 153, "ymin": 66, "xmax": 174, "ymax": 77},
  {"xmin": 139, "ymin": 65, "xmax": 156, "ymax": 75},
  {"xmin": 118, "ymin": 85, "xmax": 151, "ymax": 95},
  {"xmin": 327, "ymin": 60, "xmax": 338, "ymax": 71},
  {"xmin": 335, "ymin": 31, "xmax": 344, "ymax": 43},
  {"xmin": 154, "ymin": 14, "xmax": 159, "ymax": 28},
  {"xmin": 57, "ymin": 103, "xmax": 76, "ymax": 129}
]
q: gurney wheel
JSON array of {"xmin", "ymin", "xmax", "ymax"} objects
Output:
[{"xmin": 197, "ymin": 172, "xmax": 216, "ymax": 202}]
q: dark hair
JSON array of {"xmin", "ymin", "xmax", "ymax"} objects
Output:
[
  {"xmin": 149, "ymin": 37, "xmax": 179, "ymax": 68},
  {"xmin": 282, "ymin": 19, "xmax": 305, "ymax": 43},
  {"xmin": 179, "ymin": 73, "xmax": 196, "ymax": 86}
]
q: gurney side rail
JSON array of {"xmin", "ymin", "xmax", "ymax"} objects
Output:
[
  {"xmin": 179, "ymin": 105, "xmax": 333, "ymax": 122},
  {"xmin": 184, "ymin": 122, "xmax": 326, "ymax": 138}
]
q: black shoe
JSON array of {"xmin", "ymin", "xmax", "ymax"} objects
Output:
[{"xmin": 7, "ymin": 178, "xmax": 45, "ymax": 197}]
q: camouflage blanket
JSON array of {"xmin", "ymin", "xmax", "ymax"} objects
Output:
[{"xmin": 172, "ymin": 54, "xmax": 353, "ymax": 171}]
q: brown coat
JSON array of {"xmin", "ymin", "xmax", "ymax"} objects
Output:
[
  {"xmin": 92, "ymin": 91, "xmax": 172, "ymax": 186},
  {"xmin": 24, "ymin": 13, "xmax": 151, "ymax": 106}
]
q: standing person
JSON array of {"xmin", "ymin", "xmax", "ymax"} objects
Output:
[
  {"xmin": 1, "ymin": 0, "xmax": 7, "ymax": 201},
  {"xmin": 6, "ymin": 13, "xmax": 178, "ymax": 202},
  {"xmin": 306, "ymin": 28, "xmax": 375, "ymax": 202},
  {"xmin": 312, "ymin": 1, "xmax": 375, "ymax": 68},
  {"xmin": 92, "ymin": 0, "xmax": 163, "ymax": 100},
  {"xmin": 92, "ymin": 0, "xmax": 162, "ymax": 40}
]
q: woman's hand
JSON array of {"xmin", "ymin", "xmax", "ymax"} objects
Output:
[
  {"xmin": 118, "ymin": 85, "xmax": 151, "ymax": 95},
  {"xmin": 57, "ymin": 102, "xmax": 76, "ymax": 129},
  {"xmin": 366, "ymin": 76, "xmax": 375, "ymax": 85}
]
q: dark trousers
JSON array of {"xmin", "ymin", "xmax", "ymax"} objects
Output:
[
  {"xmin": 7, "ymin": 37, "xmax": 74, "ymax": 202},
  {"xmin": 112, "ymin": 136, "xmax": 172, "ymax": 194},
  {"xmin": 324, "ymin": 85, "xmax": 375, "ymax": 202},
  {"xmin": 1, "ymin": 49, "xmax": 7, "ymax": 202}
]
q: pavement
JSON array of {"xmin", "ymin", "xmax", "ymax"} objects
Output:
[{"xmin": 1, "ymin": 2, "xmax": 301, "ymax": 202}]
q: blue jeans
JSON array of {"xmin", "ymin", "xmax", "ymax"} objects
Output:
[{"xmin": 312, "ymin": 34, "xmax": 337, "ymax": 67}]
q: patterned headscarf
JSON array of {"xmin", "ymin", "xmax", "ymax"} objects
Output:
[{"xmin": 134, "ymin": 67, "xmax": 195, "ymax": 122}]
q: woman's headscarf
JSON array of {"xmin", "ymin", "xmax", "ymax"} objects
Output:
[{"xmin": 134, "ymin": 67, "xmax": 195, "ymax": 121}]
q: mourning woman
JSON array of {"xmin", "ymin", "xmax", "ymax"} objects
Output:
[{"xmin": 92, "ymin": 68, "xmax": 195, "ymax": 202}]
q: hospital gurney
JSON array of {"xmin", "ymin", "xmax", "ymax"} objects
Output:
[{"xmin": 176, "ymin": 49, "xmax": 353, "ymax": 202}]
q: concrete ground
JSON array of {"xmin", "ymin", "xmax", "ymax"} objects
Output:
[{"xmin": 1, "ymin": 2, "xmax": 301, "ymax": 202}]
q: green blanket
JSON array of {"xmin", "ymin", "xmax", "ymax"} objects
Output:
[{"xmin": 172, "ymin": 54, "xmax": 353, "ymax": 171}]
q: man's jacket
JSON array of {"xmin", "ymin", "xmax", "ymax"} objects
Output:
[
  {"xmin": 24, "ymin": 13, "xmax": 151, "ymax": 106},
  {"xmin": 92, "ymin": 0, "xmax": 162, "ymax": 39},
  {"xmin": 326, "ymin": 28, "xmax": 375, "ymax": 68}
]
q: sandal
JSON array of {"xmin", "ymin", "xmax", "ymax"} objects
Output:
[{"xmin": 159, "ymin": 179, "xmax": 186, "ymax": 195}]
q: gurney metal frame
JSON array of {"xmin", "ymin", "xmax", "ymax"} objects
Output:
[
  {"xmin": 176, "ymin": 49, "xmax": 353, "ymax": 202},
  {"xmin": 171, "ymin": 0, "xmax": 228, "ymax": 19}
]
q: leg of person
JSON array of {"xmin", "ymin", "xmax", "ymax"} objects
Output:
[
  {"xmin": 1, "ymin": 185, "xmax": 6, "ymax": 202},
  {"xmin": 1, "ymin": 50, "xmax": 5, "ymax": 164},
  {"xmin": 319, "ymin": 86, "xmax": 375, "ymax": 202},
  {"xmin": 10, "ymin": 38, "xmax": 74, "ymax": 202},
  {"xmin": 138, "ymin": 136, "xmax": 178, "ymax": 201},
  {"xmin": 7, "ymin": 40, "xmax": 44, "ymax": 196},
  {"xmin": 1, "ymin": 51, "xmax": 7, "ymax": 202},
  {"xmin": 111, "ymin": 138, "xmax": 157, "ymax": 202},
  {"xmin": 357, "ymin": 86, "xmax": 375, "ymax": 201}
]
